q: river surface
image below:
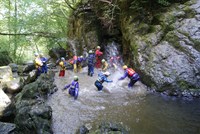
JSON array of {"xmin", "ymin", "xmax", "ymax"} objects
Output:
[{"xmin": 47, "ymin": 67, "xmax": 200, "ymax": 134}]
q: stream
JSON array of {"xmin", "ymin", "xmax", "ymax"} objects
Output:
[{"xmin": 47, "ymin": 67, "xmax": 200, "ymax": 134}]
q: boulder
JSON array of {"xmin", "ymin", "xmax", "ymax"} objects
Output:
[
  {"xmin": 49, "ymin": 47, "xmax": 66, "ymax": 59},
  {"xmin": 0, "ymin": 66, "xmax": 13, "ymax": 86},
  {"xmin": 0, "ymin": 89, "xmax": 11, "ymax": 117},
  {"xmin": 0, "ymin": 122, "xmax": 16, "ymax": 134},
  {"xmin": 8, "ymin": 63, "xmax": 18, "ymax": 72},
  {"xmin": 14, "ymin": 71, "xmax": 57, "ymax": 134}
]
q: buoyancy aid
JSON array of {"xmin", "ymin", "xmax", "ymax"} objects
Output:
[
  {"xmin": 97, "ymin": 73, "xmax": 105, "ymax": 83},
  {"xmin": 59, "ymin": 61, "xmax": 65, "ymax": 70},
  {"xmin": 127, "ymin": 68, "xmax": 135, "ymax": 77},
  {"xmin": 70, "ymin": 81, "xmax": 78, "ymax": 90},
  {"xmin": 35, "ymin": 57, "xmax": 43, "ymax": 68}
]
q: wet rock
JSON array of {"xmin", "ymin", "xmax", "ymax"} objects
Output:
[
  {"xmin": 0, "ymin": 121, "xmax": 16, "ymax": 134},
  {"xmin": 96, "ymin": 122, "xmax": 129, "ymax": 134},
  {"xmin": 87, "ymin": 122, "xmax": 129, "ymax": 134},
  {"xmin": 14, "ymin": 71, "xmax": 57, "ymax": 134},
  {"xmin": 120, "ymin": 1, "xmax": 200, "ymax": 94},
  {"xmin": 0, "ymin": 89, "xmax": 11, "ymax": 117},
  {"xmin": 8, "ymin": 63, "xmax": 18, "ymax": 72},
  {"xmin": 77, "ymin": 125, "xmax": 89, "ymax": 134},
  {"xmin": 17, "ymin": 63, "xmax": 35, "ymax": 74}
]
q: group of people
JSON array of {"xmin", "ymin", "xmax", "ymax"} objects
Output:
[{"xmin": 60, "ymin": 46, "xmax": 140, "ymax": 100}]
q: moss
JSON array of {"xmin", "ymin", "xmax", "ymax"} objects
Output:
[
  {"xmin": 163, "ymin": 71, "xmax": 170, "ymax": 77},
  {"xmin": 177, "ymin": 80, "xmax": 197, "ymax": 90},
  {"xmin": 183, "ymin": 6, "xmax": 196, "ymax": 18}
]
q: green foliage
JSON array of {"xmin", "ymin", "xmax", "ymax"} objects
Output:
[{"xmin": 0, "ymin": 0, "xmax": 81, "ymax": 63}]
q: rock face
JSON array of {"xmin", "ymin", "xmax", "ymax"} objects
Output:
[
  {"xmin": 14, "ymin": 72, "xmax": 58, "ymax": 134},
  {"xmin": 120, "ymin": 0, "xmax": 200, "ymax": 93}
]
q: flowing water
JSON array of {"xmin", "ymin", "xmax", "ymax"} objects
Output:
[{"xmin": 47, "ymin": 67, "xmax": 200, "ymax": 134}]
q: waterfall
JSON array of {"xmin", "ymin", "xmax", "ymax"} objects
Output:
[{"xmin": 104, "ymin": 41, "xmax": 124, "ymax": 69}]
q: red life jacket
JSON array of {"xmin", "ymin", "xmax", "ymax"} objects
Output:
[{"xmin": 127, "ymin": 68, "xmax": 135, "ymax": 77}]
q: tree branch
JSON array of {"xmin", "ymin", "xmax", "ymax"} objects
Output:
[
  {"xmin": 64, "ymin": 0, "xmax": 76, "ymax": 10},
  {"xmin": 0, "ymin": 32, "xmax": 57, "ymax": 38}
]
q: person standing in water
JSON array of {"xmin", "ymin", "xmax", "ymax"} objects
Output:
[
  {"xmin": 87, "ymin": 50, "xmax": 96, "ymax": 77},
  {"xmin": 62, "ymin": 76, "xmax": 79, "ymax": 100},
  {"xmin": 95, "ymin": 71, "xmax": 113, "ymax": 91},
  {"xmin": 118, "ymin": 65, "xmax": 140, "ymax": 88},
  {"xmin": 95, "ymin": 46, "xmax": 103, "ymax": 68},
  {"xmin": 101, "ymin": 59, "xmax": 109, "ymax": 72}
]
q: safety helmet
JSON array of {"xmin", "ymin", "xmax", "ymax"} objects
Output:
[
  {"xmin": 103, "ymin": 71, "xmax": 110, "ymax": 76},
  {"xmin": 74, "ymin": 75, "xmax": 78, "ymax": 81},
  {"xmin": 97, "ymin": 46, "xmax": 100, "ymax": 49},
  {"xmin": 34, "ymin": 53, "xmax": 39, "ymax": 57},
  {"xmin": 40, "ymin": 53, "xmax": 44, "ymax": 56},
  {"xmin": 101, "ymin": 59, "xmax": 105, "ymax": 63},
  {"xmin": 123, "ymin": 65, "xmax": 128, "ymax": 70},
  {"xmin": 89, "ymin": 50, "xmax": 93, "ymax": 53},
  {"xmin": 61, "ymin": 57, "xmax": 65, "ymax": 61},
  {"xmin": 80, "ymin": 55, "xmax": 83, "ymax": 58}
]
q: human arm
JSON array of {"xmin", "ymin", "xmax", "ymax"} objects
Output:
[
  {"xmin": 74, "ymin": 82, "xmax": 79, "ymax": 99},
  {"xmin": 95, "ymin": 50, "xmax": 103, "ymax": 56},
  {"xmin": 62, "ymin": 83, "xmax": 71, "ymax": 91},
  {"xmin": 104, "ymin": 77, "xmax": 113, "ymax": 83},
  {"xmin": 118, "ymin": 71, "xmax": 128, "ymax": 80}
]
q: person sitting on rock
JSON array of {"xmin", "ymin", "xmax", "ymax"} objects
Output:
[
  {"xmin": 95, "ymin": 71, "xmax": 113, "ymax": 91},
  {"xmin": 118, "ymin": 65, "xmax": 140, "ymax": 88},
  {"xmin": 63, "ymin": 76, "xmax": 79, "ymax": 100}
]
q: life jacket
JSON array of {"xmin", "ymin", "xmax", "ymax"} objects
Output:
[
  {"xmin": 70, "ymin": 81, "xmax": 78, "ymax": 90},
  {"xmin": 34, "ymin": 57, "xmax": 43, "ymax": 68},
  {"xmin": 127, "ymin": 68, "xmax": 135, "ymax": 77},
  {"xmin": 88, "ymin": 54, "xmax": 95, "ymax": 65},
  {"xmin": 59, "ymin": 61, "xmax": 65, "ymax": 69},
  {"xmin": 97, "ymin": 73, "xmax": 105, "ymax": 83}
]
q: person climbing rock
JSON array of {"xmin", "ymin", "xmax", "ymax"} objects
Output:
[
  {"xmin": 62, "ymin": 76, "xmax": 79, "ymax": 100},
  {"xmin": 87, "ymin": 50, "xmax": 95, "ymax": 77},
  {"xmin": 101, "ymin": 59, "xmax": 109, "ymax": 72},
  {"xmin": 118, "ymin": 65, "xmax": 140, "ymax": 88},
  {"xmin": 40, "ymin": 53, "xmax": 48, "ymax": 74},
  {"xmin": 59, "ymin": 57, "xmax": 66, "ymax": 77},
  {"xmin": 95, "ymin": 46, "xmax": 103, "ymax": 68},
  {"xmin": 34, "ymin": 52, "xmax": 43, "ymax": 77},
  {"xmin": 94, "ymin": 71, "xmax": 113, "ymax": 91}
]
